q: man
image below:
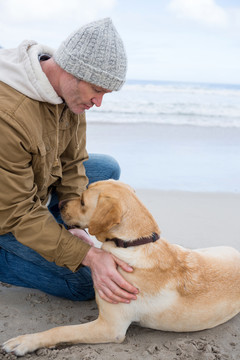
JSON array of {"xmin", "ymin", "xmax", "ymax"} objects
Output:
[{"xmin": 0, "ymin": 18, "xmax": 138, "ymax": 304}]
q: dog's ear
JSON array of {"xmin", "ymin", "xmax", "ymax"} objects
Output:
[{"xmin": 88, "ymin": 195, "xmax": 122, "ymax": 235}]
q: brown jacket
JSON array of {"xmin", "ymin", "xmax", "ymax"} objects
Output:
[{"xmin": 0, "ymin": 81, "xmax": 91, "ymax": 271}]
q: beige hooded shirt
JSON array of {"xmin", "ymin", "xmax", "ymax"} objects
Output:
[{"xmin": 0, "ymin": 40, "xmax": 91, "ymax": 271}]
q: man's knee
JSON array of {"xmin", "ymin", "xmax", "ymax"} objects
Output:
[
  {"xmin": 107, "ymin": 155, "xmax": 121, "ymax": 180},
  {"xmin": 84, "ymin": 153, "xmax": 121, "ymax": 183}
]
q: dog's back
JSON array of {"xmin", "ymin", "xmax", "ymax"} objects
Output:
[{"xmin": 104, "ymin": 238, "xmax": 240, "ymax": 332}]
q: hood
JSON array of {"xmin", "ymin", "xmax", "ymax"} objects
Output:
[{"xmin": 0, "ymin": 40, "xmax": 63, "ymax": 104}]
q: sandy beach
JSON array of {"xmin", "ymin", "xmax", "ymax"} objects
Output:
[
  {"xmin": 1, "ymin": 188, "xmax": 240, "ymax": 360},
  {"xmin": 86, "ymin": 122, "xmax": 240, "ymax": 193}
]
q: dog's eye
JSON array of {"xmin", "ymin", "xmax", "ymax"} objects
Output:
[{"xmin": 81, "ymin": 197, "xmax": 85, "ymax": 206}]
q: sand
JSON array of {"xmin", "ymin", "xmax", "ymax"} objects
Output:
[
  {"xmin": 1, "ymin": 189, "xmax": 240, "ymax": 360},
  {"xmin": 86, "ymin": 122, "xmax": 240, "ymax": 193}
]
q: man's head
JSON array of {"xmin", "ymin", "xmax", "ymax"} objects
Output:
[{"xmin": 53, "ymin": 17, "xmax": 127, "ymax": 92}]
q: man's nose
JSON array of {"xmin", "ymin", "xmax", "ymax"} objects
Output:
[{"xmin": 92, "ymin": 94, "xmax": 104, "ymax": 107}]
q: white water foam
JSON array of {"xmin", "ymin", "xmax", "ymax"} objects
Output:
[{"xmin": 87, "ymin": 80, "xmax": 240, "ymax": 128}]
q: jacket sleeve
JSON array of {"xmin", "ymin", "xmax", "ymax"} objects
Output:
[
  {"xmin": 56, "ymin": 112, "xmax": 89, "ymax": 202},
  {"xmin": 0, "ymin": 111, "xmax": 90, "ymax": 272}
]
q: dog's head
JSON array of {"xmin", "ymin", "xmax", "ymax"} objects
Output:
[
  {"xmin": 60, "ymin": 180, "xmax": 159, "ymax": 242},
  {"xmin": 60, "ymin": 180, "xmax": 134, "ymax": 239}
]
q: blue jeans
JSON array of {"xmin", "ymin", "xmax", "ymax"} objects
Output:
[{"xmin": 0, "ymin": 154, "xmax": 120, "ymax": 301}]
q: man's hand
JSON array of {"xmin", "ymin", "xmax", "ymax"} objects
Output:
[{"xmin": 82, "ymin": 247, "xmax": 139, "ymax": 304}]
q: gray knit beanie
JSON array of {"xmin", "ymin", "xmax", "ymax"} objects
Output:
[{"xmin": 53, "ymin": 18, "xmax": 127, "ymax": 91}]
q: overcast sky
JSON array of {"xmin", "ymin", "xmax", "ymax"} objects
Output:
[{"xmin": 1, "ymin": 0, "xmax": 239, "ymax": 84}]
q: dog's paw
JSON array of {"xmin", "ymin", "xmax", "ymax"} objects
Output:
[{"xmin": 2, "ymin": 334, "xmax": 39, "ymax": 356}]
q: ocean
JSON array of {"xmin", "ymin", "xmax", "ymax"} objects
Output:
[
  {"xmin": 86, "ymin": 80, "xmax": 240, "ymax": 193},
  {"xmin": 87, "ymin": 80, "xmax": 240, "ymax": 128}
]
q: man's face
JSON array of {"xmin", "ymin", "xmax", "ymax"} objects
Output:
[{"xmin": 58, "ymin": 73, "xmax": 111, "ymax": 114}]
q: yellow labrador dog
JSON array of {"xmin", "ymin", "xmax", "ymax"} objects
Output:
[{"xmin": 3, "ymin": 180, "xmax": 240, "ymax": 356}]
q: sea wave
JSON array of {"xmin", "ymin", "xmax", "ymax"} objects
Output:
[
  {"xmin": 123, "ymin": 83, "xmax": 240, "ymax": 97},
  {"xmin": 88, "ymin": 113, "xmax": 240, "ymax": 128},
  {"xmin": 87, "ymin": 80, "xmax": 240, "ymax": 128},
  {"xmin": 90, "ymin": 103, "xmax": 240, "ymax": 117}
]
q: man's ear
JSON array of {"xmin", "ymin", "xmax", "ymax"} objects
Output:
[{"xmin": 88, "ymin": 195, "xmax": 122, "ymax": 235}]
